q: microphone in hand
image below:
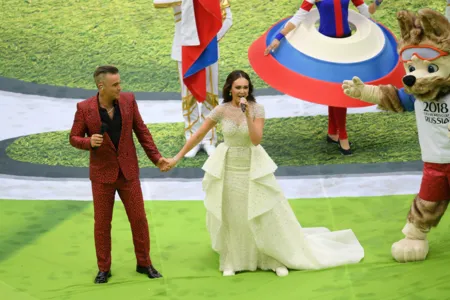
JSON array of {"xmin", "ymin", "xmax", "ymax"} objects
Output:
[
  {"xmin": 240, "ymin": 97, "xmax": 246, "ymax": 113},
  {"xmin": 100, "ymin": 122, "xmax": 109, "ymax": 136},
  {"xmin": 92, "ymin": 123, "xmax": 108, "ymax": 149}
]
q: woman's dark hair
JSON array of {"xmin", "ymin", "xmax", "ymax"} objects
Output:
[{"xmin": 222, "ymin": 70, "xmax": 256, "ymax": 103}]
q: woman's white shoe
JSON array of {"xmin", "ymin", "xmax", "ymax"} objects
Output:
[
  {"xmin": 275, "ymin": 266, "xmax": 289, "ymax": 277},
  {"xmin": 223, "ymin": 270, "xmax": 235, "ymax": 276}
]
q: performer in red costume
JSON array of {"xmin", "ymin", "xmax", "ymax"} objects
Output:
[
  {"xmin": 265, "ymin": 0, "xmax": 382, "ymax": 155},
  {"xmin": 70, "ymin": 65, "xmax": 168, "ymax": 284}
]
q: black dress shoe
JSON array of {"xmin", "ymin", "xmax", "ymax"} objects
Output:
[
  {"xmin": 94, "ymin": 271, "xmax": 111, "ymax": 284},
  {"xmin": 327, "ymin": 135, "xmax": 353, "ymax": 146},
  {"xmin": 338, "ymin": 141, "xmax": 353, "ymax": 156},
  {"xmin": 136, "ymin": 265, "xmax": 163, "ymax": 278},
  {"xmin": 326, "ymin": 135, "xmax": 339, "ymax": 144}
]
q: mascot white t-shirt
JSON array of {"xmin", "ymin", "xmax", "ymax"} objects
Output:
[{"xmin": 398, "ymin": 88, "xmax": 450, "ymax": 163}]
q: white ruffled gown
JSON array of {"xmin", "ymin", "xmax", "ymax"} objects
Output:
[{"xmin": 202, "ymin": 102, "xmax": 364, "ymax": 273}]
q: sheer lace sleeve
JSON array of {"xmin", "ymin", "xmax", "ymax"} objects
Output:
[
  {"xmin": 253, "ymin": 103, "xmax": 265, "ymax": 119},
  {"xmin": 207, "ymin": 105, "xmax": 224, "ymax": 123}
]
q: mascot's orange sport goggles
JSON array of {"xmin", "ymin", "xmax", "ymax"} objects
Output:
[{"xmin": 399, "ymin": 45, "xmax": 448, "ymax": 63}]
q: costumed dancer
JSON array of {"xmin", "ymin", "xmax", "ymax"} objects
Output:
[
  {"xmin": 167, "ymin": 0, "xmax": 232, "ymax": 158},
  {"xmin": 264, "ymin": 0, "xmax": 378, "ymax": 155}
]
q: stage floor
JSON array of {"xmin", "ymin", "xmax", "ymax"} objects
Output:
[{"xmin": 1, "ymin": 195, "xmax": 449, "ymax": 300}]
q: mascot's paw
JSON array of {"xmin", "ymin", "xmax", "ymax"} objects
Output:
[
  {"xmin": 342, "ymin": 76, "xmax": 365, "ymax": 99},
  {"xmin": 391, "ymin": 238, "xmax": 429, "ymax": 262}
]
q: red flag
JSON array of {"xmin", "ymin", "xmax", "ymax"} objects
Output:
[{"xmin": 182, "ymin": 0, "xmax": 222, "ymax": 102}]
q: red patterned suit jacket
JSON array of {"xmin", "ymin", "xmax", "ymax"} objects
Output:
[{"xmin": 69, "ymin": 92, "xmax": 162, "ymax": 183}]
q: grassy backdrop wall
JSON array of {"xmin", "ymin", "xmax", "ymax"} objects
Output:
[
  {"xmin": 6, "ymin": 112, "xmax": 420, "ymax": 168},
  {"xmin": 0, "ymin": 0, "xmax": 445, "ymax": 92}
]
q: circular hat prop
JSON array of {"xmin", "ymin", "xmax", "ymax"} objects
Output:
[{"xmin": 248, "ymin": 9, "xmax": 405, "ymax": 107}]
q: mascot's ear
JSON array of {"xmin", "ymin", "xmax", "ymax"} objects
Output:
[
  {"xmin": 397, "ymin": 10, "xmax": 417, "ymax": 42},
  {"xmin": 418, "ymin": 8, "xmax": 450, "ymax": 40}
]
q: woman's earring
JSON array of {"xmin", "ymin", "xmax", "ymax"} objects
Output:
[{"xmin": 229, "ymin": 92, "xmax": 231, "ymax": 96}]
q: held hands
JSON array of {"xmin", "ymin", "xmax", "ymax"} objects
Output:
[
  {"xmin": 90, "ymin": 134, "xmax": 103, "ymax": 148},
  {"xmin": 156, "ymin": 157, "xmax": 171, "ymax": 172},
  {"xmin": 157, "ymin": 157, "xmax": 178, "ymax": 172},
  {"xmin": 165, "ymin": 158, "xmax": 177, "ymax": 171},
  {"xmin": 264, "ymin": 39, "xmax": 280, "ymax": 56}
]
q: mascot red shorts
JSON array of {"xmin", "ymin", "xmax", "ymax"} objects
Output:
[{"xmin": 419, "ymin": 162, "xmax": 450, "ymax": 202}]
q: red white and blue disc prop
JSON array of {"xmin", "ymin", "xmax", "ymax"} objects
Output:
[{"xmin": 248, "ymin": 9, "xmax": 405, "ymax": 107}]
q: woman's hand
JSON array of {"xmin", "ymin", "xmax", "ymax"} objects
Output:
[
  {"xmin": 239, "ymin": 97, "xmax": 251, "ymax": 118},
  {"xmin": 264, "ymin": 39, "xmax": 280, "ymax": 56}
]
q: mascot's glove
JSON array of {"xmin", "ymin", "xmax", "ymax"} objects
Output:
[{"xmin": 342, "ymin": 76, "xmax": 382, "ymax": 104}]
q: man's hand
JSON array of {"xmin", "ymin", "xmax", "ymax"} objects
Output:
[
  {"xmin": 157, "ymin": 157, "xmax": 168, "ymax": 172},
  {"xmin": 90, "ymin": 134, "xmax": 103, "ymax": 148}
]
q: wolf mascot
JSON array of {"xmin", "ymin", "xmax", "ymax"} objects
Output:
[{"xmin": 342, "ymin": 8, "xmax": 450, "ymax": 262}]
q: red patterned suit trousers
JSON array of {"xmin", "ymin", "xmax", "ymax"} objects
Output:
[{"xmin": 91, "ymin": 171, "xmax": 151, "ymax": 271}]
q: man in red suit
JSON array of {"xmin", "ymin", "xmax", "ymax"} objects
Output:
[{"xmin": 70, "ymin": 65, "xmax": 168, "ymax": 283}]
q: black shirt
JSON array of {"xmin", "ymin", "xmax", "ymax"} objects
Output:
[{"xmin": 98, "ymin": 98, "xmax": 122, "ymax": 150}]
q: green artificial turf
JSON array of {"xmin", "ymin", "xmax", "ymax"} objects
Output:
[{"xmin": 0, "ymin": 195, "xmax": 449, "ymax": 299}]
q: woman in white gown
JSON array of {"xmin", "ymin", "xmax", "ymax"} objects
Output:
[{"xmin": 165, "ymin": 70, "xmax": 364, "ymax": 277}]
